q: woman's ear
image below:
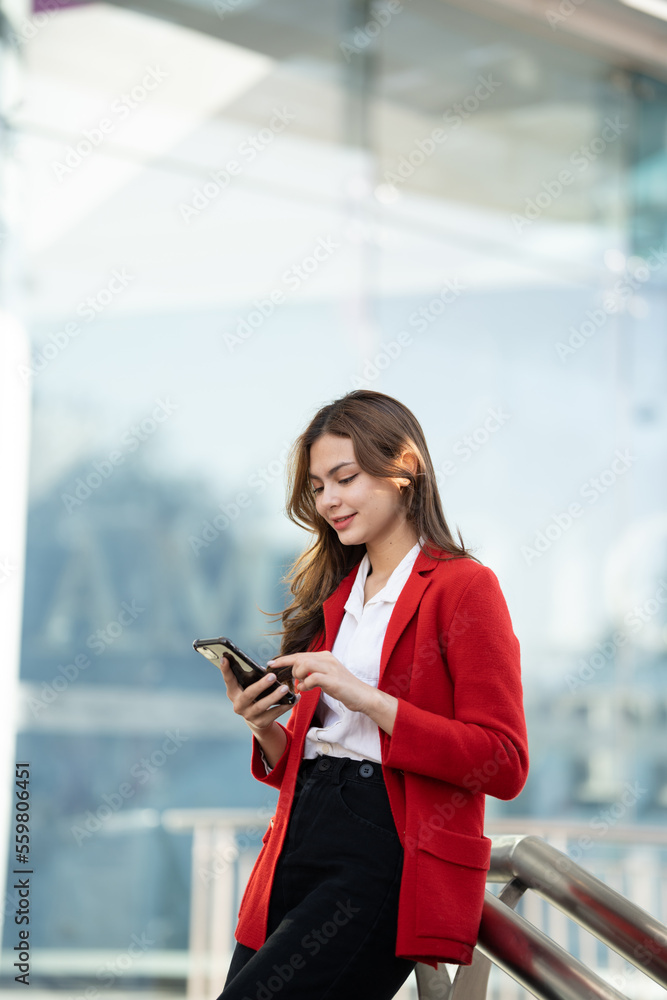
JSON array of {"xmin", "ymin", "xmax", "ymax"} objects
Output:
[
  {"xmin": 401, "ymin": 451, "xmax": 419, "ymax": 476},
  {"xmin": 398, "ymin": 449, "xmax": 419, "ymax": 484}
]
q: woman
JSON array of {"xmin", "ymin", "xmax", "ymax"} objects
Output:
[{"xmin": 216, "ymin": 389, "xmax": 529, "ymax": 1000}]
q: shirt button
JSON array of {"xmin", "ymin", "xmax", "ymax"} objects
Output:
[{"xmin": 320, "ymin": 743, "xmax": 331, "ymax": 754}]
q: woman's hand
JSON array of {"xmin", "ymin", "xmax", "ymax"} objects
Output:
[
  {"xmin": 267, "ymin": 651, "xmax": 370, "ymax": 711},
  {"xmin": 218, "ymin": 654, "xmax": 295, "ymax": 757},
  {"xmin": 266, "ymin": 651, "xmax": 399, "ymax": 736}
]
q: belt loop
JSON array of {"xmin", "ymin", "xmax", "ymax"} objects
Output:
[{"xmin": 332, "ymin": 756, "xmax": 345, "ymax": 787}]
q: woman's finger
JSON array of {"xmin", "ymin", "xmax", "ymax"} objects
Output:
[
  {"xmin": 219, "ymin": 654, "xmax": 242, "ymax": 692},
  {"xmin": 232, "ymin": 670, "xmax": 293, "ymax": 718},
  {"xmin": 296, "ymin": 672, "xmax": 323, "ymax": 692},
  {"xmin": 251, "ymin": 682, "xmax": 292, "ymax": 714}
]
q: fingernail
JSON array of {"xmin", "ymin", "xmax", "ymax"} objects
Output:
[{"xmin": 267, "ymin": 659, "xmax": 276, "ymax": 665}]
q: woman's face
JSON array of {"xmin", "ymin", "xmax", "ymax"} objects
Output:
[{"xmin": 308, "ymin": 433, "xmax": 410, "ymax": 548}]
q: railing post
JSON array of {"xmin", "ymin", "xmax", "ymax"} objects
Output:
[
  {"xmin": 187, "ymin": 824, "xmax": 215, "ymax": 1000},
  {"xmin": 415, "ymin": 962, "xmax": 451, "ymax": 999}
]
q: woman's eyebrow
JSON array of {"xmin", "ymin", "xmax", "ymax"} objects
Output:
[{"xmin": 308, "ymin": 461, "xmax": 356, "ymax": 481}]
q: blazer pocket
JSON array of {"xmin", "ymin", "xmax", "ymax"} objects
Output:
[{"xmin": 415, "ymin": 828, "xmax": 491, "ymax": 942}]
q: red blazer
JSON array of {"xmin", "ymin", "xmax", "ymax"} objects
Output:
[{"xmin": 234, "ymin": 548, "xmax": 529, "ymax": 967}]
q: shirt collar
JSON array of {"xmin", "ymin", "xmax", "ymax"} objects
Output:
[{"xmin": 345, "ymin": 536, "xmax": 424, "ymax": 616}]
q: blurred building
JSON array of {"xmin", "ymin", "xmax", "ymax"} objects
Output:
[{"xmin": 1, "ymin": 0, "xmax": 666, "ymax": 992}]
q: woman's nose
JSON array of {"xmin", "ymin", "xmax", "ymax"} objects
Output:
[{"xmin": 318, "ymin": 482, "xmax": 340, "ymax": 508}]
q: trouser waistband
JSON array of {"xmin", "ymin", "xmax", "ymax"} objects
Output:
[{"xmin": 298, "ymin": 754, "xmax": 384, "ymax": 785}]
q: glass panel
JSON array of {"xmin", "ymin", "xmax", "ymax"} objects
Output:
[{"xmin": 1, "ymin": 0, "xmax": 666, "ymax": 991}]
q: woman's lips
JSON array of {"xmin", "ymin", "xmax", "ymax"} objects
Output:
[{"xmin": 332, "ymin": 513, "xmax": 356, "ymax": 530}]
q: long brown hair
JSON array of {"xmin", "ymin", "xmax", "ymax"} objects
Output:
[{"xmin": 264, "ymin": 390, "xmax": 477, "ymax": 685}]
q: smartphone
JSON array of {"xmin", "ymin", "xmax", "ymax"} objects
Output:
[{"xmin": 193, "ymin": 636, "xmax": 296, "ymax": 707}]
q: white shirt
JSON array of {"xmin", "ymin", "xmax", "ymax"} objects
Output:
[{"xmin": 261, "ymin": 539, "xmax": 423, "ymax": 772}]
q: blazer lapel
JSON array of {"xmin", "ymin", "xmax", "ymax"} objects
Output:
[
  {"xmin": 322, "ymin": 564, "xmax": 357, "ymax": 647},
  {"xmin": 379, "ymin": 548, "xmax": 435, "ymax": 684},
  {"xmin": 293, "ymin": 561, "xmax": 360, "ymax": 737}
]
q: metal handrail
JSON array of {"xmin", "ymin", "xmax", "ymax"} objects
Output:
[
  {"xmin": 417, "ymin": 833, "xmax": 667, "ymax": 1000},
  {"xmin": 487, "ymin": 834, "xmax": 667, "ymax": 988},
  {"xmin": 475, "ymin": 888, "xmax": 628, "ymax": 1000}
]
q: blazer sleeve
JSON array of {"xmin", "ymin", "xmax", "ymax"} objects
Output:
[
  {"xmin": 249, "ymin": 722, "xmax": 292, "ymax": 788},
  {"xmin": 383, "ymin": 564, "xmax": 529, "ymax": 800},
  {"xmin": 250, "ymin": 719, "xmax": 292, "ymax": 788}
]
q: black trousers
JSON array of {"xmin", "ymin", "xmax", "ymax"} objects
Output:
[{"xmin": 216, "ymin": 755, "xmax": 416, "ymax": 1000}]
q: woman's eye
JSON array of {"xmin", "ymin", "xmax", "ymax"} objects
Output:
[{"xmin": 310, "ymin": 474, "xmax": 357, "ymax": 495}]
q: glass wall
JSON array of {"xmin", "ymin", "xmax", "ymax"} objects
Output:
[{"xmin": 1, "ymin": 0, "xmax": 666, "ymax": 992}]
